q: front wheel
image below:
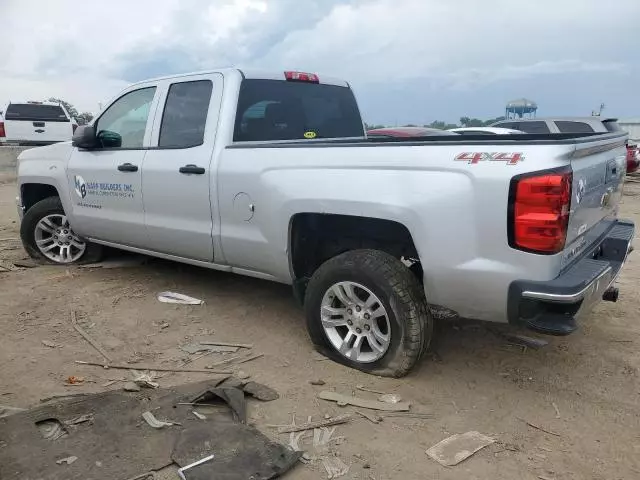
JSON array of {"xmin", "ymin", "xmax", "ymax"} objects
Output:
[
  {"xmin": 20, "ymin": 196, "xmax": 103, "ymax": 265},
  {"xmin": 304, "ymin": 249, "xmax": 433, "ymax": 378}
]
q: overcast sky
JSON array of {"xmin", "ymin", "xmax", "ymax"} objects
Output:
[{"xmin": 2, "ymin": 0, "xmax": 639, "ymax": 124}]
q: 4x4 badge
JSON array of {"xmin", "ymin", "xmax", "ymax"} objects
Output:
[{"xmin": 454, "ymin": 152, "xmax": 524, "ymax": 165}]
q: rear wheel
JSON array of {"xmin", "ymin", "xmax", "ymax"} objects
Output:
[
  {"xmin": 20, "ymin": 197, "xmax": 103, "ymax": 265},
  {"xmin": 304, "ymin": 249, "xmax": 433, "ymax": 377}
]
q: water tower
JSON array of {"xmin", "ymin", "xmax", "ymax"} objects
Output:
[{"xmin": 505, "ymin": 98, "xmax": 538, "ymax": 119}]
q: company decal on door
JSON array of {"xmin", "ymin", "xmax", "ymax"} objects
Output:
[{"xmin": 74, "ymin": 175, "xmax": 135, "ymax": 202}]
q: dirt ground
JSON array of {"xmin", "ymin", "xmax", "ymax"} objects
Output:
[{"xmin": 1, "ymin": 175, "xmax": 640, "ymax": 480}]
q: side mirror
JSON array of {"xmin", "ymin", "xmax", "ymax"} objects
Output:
[{"xmin": 72, "ymin": 125, "xmax": 98, "ymax": 149}]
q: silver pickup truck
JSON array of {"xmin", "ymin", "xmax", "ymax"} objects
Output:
[{"xmin": 16, "ymin": 69, "xmax": 635, "ymax": 377}]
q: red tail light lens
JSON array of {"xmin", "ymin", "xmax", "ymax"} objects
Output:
[
  {"xmin": 509, "ymin": 170, "xmax": 572, "ymax": 254},
  {"xmin": 0, "ymin": 121, "xmax": 5, "ymax": 138}
]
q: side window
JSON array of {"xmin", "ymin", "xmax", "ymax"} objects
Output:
[
  {"xmin": 603, "ymin": 120, "xmax": 621, "ymax": 132},
  {"xmin": 159, "ymin": 80, "xmax": 213, "ymax": 148},
  {"xmin": 95, "ymin": 87, "xmax": 156, "ymax": 148},
  {"xmin": 555, "ymin": 121, "xmax": 595, "ymax": 133},
  {"xmin": 495, "ymin": 122, "xmax": 519, "ymax": 130},
  {"xmin": 518, "ymin": 121, "xmax": 551, "ymax": 134}
]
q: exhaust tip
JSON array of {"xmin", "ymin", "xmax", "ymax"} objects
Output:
[{"xmin": 602, "ymin": 287, "xmax": 619, "ymax": 302}]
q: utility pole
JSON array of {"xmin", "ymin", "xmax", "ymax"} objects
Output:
[{"xmin": 592, "ymin": 103, "xmax": 605, "ymax": 116}]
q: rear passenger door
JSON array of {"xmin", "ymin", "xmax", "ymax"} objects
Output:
[{"xmin": 141, "ymin": 74, "xmax": 223, "ymax": 261}]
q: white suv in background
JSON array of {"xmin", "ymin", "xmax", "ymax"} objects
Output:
[{"xmin": 0, "ymin": 101, "xmax": 75, "ymax": 146}]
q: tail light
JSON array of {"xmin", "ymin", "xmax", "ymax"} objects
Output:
[
  {"xmin": 0, "ymin": 121, "xmax": 5, "ymax": 138},
  {"xmin": 284, "ymin": 71, "xmax": 319, "ymax": 83},
  {"xmin": 508, "ymin": 169, "xmax": 572, "ymax": 254}
]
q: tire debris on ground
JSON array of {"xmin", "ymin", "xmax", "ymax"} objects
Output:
[
  {"xmin": 157, "ymin": 292, "xmax": 204, "ymax": 305},
  {"xmin": 426, "ymin": 431, "xmax": 495, "ymax": 466}
]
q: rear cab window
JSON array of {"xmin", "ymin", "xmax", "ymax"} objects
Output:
[
  {"xmin": 5, "ymin": 104, "xmax": 69, "ymax": 122},
  {"xmin": 233, "ymin": 79, "xmax": 364, "ymax": 142}
]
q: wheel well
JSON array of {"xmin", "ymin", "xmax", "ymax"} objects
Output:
[
  {"xmin": 21, "ymin": 183, "xmax": 59, "ymax": 212},
  {"xmin": 290, "ymin": 213, "xmax": 420, "ymax": 283}
]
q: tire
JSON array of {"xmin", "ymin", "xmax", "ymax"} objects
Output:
[
  {"xmin": 20, "ymin": 196, "xmax": 103, "ymax": 265},
  {"xmin": 304, "ymin": 249, "xmax": 433, "ymax": 378}
]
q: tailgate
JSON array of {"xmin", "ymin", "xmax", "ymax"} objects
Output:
[
  {"xmin": 564, "ymin": 134, "xmax": 627, "ymax": 260},
  {"xmin": 4, "ymin": 120, "xmax": 71, "ymax": 143}
]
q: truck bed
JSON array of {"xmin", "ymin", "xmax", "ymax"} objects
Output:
[{"xmin": 220, "ymin": 129, "xmax": 628, "ymax": 325}]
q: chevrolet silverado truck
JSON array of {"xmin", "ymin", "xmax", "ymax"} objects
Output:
[
  {"xmin": 15, "ymin": 69, "xmax": 635, "ymax": 377},
  {"xmin": 0, "ymin": 101, "xmax": 75, "ymax": 146}
]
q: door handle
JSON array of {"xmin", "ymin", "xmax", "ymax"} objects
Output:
[
  {"xmin": 179, "ymin": 164, "xmax": 205, "ymax": 175},
  {"xmin": 117, "ymin": 163, "xmax": 138, "ymax": 172}
]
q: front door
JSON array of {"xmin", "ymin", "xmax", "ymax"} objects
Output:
[
  {"xmin": 66, "ymin": 86, "xmax": 158, "ymax": 247},
  {"xmin": 141, "ymin": 74, "xmax": 222, "ymax": 261}
]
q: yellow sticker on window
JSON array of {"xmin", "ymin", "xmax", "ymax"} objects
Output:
[{"xmin": 304, "ymin": 131, "xmax": 317, "ymax": 139}]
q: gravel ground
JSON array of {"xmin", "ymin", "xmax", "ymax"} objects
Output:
[{"xmin": 1, "ymin": 177, "xmax": 639, "ymax": 480}]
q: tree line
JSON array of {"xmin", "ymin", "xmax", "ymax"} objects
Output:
[
  {"xmin": 366, "ymin": 116, "xmax": 506, "ymax": 131},
  {"xmin": 48, "ymin": 98, "xmax": 94, "ymax": 125}
]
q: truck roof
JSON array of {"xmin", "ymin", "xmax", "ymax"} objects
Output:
[
  {"xmin": 127, "ymin": 68, "xmax": 349, "ymax": 88},
  {"xmin": 6, "ymin": 101, "xmax": 63, "ymax": 106}
]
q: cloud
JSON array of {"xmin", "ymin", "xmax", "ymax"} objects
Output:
[
  {"xmin": 112, "ymin": 0, "xmax": 352, "ymax": 81},
  {"xmin": 441, "ymin": 60, "xmax": 627, "ymax": 91},
  {"xmin": 257, "ymin": 0, "xmax": 636, "ymax": 81},
  {"xmin": 1, "ymin": 0, "xmax": 639, "ymax": 122}
]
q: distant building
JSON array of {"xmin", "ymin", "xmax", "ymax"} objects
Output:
[
  {"xmin": 505, "ymin": 98, "xmax": 537, "ymax": 119},
  {"xmin": 618, "ymin": 118, "xmax": 640, "ymax": 142}
]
